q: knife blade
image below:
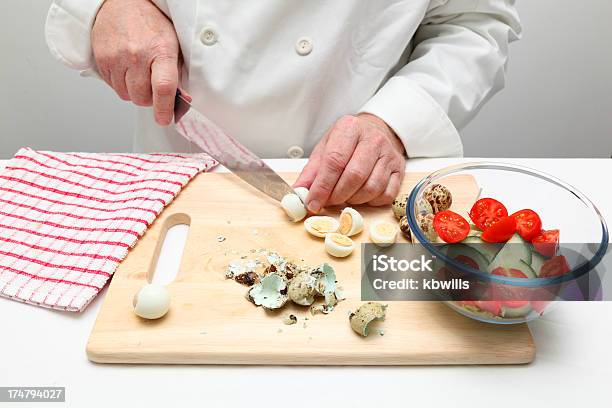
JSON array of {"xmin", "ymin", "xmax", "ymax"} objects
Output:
[{"xmin": 173, "ymin": 90, "xmax": 296, "ymax": 202}]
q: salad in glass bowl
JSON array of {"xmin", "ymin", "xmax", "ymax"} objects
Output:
[{"xmin": 406, "ymin": 162, "xmax": 609, "ymax": 324}]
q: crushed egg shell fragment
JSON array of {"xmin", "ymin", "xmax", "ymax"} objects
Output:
[
  {"xmin": 324, "ymin": 233, "xmax": 354, "ymax": 257},
  {"xmin": 247, "ymin": 273, "xmax": 288, "ymax": 310},
  {"xmin": 349, "ymin": 302, "xmax": 387, "ymax": 337},
  {"xmin": 304, "ymin": 216, "xmax": 339, "ymax": 237}
]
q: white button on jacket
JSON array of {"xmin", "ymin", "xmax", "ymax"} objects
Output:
[{"xmin": 45, "ymin": 0, "xmax": 520, "ymax": 158}]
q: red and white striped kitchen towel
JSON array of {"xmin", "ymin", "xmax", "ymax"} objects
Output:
[{"xmin": 0, "ymin": 148, "xmax": 217, "ymax": 312}]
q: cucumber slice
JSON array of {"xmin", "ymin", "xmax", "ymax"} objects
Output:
[
  {"xmin": 487, "ymin": 233, "xmax": 533, "ymax": 274},
  {"xmin": 461, "ymin": 236, "xmax": 501, "ymax": 263},
  {"xmin": 530, "ymin": 251, "xmax": 547, "ymax": 276},
  {"xmin": 501, "ymin": 302, "xmax": 533, "ymax": 318},
  {"xmin": 439, "ymin": 244, "xmax": 489, "ymax": 271},
  {"xmin": 467, "ymin": 223, "xmax": 482, "ymax": 238},
  {"xmin": 517, "ymin": 259, "xmax": 537, "ymax": 279}
]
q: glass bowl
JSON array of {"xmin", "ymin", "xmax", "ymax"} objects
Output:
[{"xmin": 406, "ymin": 162, "xmax": 609, "ymax": 324}]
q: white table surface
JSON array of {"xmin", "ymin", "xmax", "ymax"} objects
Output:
[{"xmin": 1, "ymin": 157, "xmax": 611, "ymax": 408}]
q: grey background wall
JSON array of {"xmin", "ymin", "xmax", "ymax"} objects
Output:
[{"xmin": 0, "ymin": 0, "xmax": 610, "ymax": 159}]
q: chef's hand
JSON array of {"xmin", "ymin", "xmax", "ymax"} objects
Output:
[
  {"xmin": 295, "ymin": 114, "xmax": 406, "ymax": 213},
  {"xmin": 92, "ymin": 0, "xmax": 180, "ymax": 126}
]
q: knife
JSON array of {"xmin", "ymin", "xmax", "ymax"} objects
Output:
[{"xmin": 173, "ymin": 90, "xmax": 297, "ymax": 202}]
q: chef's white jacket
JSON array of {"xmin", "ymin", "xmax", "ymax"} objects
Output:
[{"xmin": 45, "ymin": 0, "xmax": 520, "ymax": 158}]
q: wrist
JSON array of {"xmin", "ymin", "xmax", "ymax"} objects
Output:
[{"xmin": 357, "ymin": 113, "xmax": 406, "ymax": 156}]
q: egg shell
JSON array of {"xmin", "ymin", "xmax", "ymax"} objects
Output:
[
  {"xmin": 325, "ymin": 233, "xmax": 354, "ymax": 257},
  {"xmin": 349, "ymin": 302, "xmax": 387, "ymax": 337},
  {"xmin": 133, "ymin": 283, "xmax": 171, "ymax": 320},
  {"xmin": 423, "ymin": 184, "xmax": 452, "ymax": 213},
  {"xmin": 281, "ymin": 193, "xmax": 307, "ymax": 222},
  {"xmin": 398, "ymin": 215, "xmax": 412, "ymax": 242},
  {"xmin": 304, "ymin": 216, "xmax": 339, "ymax": 238},
  {"xmin": 391, "ymin": 193, "xmax": 409, "ymax": 219},
  {"xmin": 287, "ymin": 271, "xmax": 318, "ymax": 305},
  {"xmin": 338, "ymin": 207, "xmax": 363, "ymax": 236}
]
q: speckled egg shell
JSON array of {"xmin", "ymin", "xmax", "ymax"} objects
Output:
[
  {"xmin": 423, "ymin": 184, "xmax": 452, "ymax": 213},
  {"xmin": 391, "ymin": 193, "xmax": 409, "ymax": 219},
  {"xmin": 398, "ymin": 215, "xmax": 412, "ymax": 242}
]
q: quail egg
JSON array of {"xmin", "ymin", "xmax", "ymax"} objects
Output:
[
  {"xmin": 391, "ymin": 193, "xmax": 409, "ymax": 220},
  {"xmin": 304, "ymin": 216, "xmax": 339, "ymax": 238},
  {"xmin": 133, "ymin": 283, "xmax": 171, "ymax": 320},
  {"xmin": 324, "ymin": 233, "xmax": 355, "ymax": 257},
  {"xmin": 423, "ymin": 184, "xmax": 452, "ymax": 213},
  {"xmin": 417, "ymin": 213, "xmax": 438, "ymax": 242},
  {"xmin": 337, "ymin": 207, "xmax": 363, "ymax": 237},
  {"xmin": 369, "ymin": 219, "xmax": 398, "ymax": 247},
  {"xmin": 398, "ymin": 215, "xmax": 412, "ymax": 241},
  {"xmin": 281, "ymin": 190, "xmax": 307, "ymax": 222},
  {"xmin": 293, "ymin": 186, "xmax": 309, "ymax": 203}
]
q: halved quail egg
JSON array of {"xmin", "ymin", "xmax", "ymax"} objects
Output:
[
  {"xmin": 324, "ymin": 233, "xmax": 354, "ymax": 257},
  {"xmin": 304, "ymin": 216, "xmax": 339, "ymax": 238},
  {"xmin": 369, "ymin": 219, "xmax": 398, "ymax": 247},
  {"xmin": 337, "ymin": 207, "xmax": 363, "ymax": 237}
]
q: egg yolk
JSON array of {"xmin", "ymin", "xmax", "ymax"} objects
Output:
[
  {"xmin": 375, "ymin": 223, "xmax": 395, "ymax": 236},
  {"xmin": 331, "ymin": 234, "xmax": 352, "ymax": 247},
  {"xmin": 338, "ymin": 213, "xmax": 353, "ymax": 235},
  {"xmin": 312, "ymin": 219, "xmax": 335, "ymax": 233}
]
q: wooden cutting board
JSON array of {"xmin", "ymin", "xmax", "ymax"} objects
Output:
[{"xmin": 87, "ymin": 172, "xmax": 534, "ymax": 365}]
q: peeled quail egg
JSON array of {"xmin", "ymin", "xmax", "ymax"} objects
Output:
[
  {"xmin": 338, "ymin": 207, "xmax": 363, "ymax": 237},
  {"xmin": 324, "ymin": 233, "xmax": 354, "ymax": 257},
  {"xmin": 304, "ymin": 216, "xmax": 340, "ymax": 238},
  {"xmin": 133, "ymin": 283, "xmax": 171, "ymax": 320},
  {"xmin": 369, "ymin": 219, "xmax": 398, "ymax": 247},
  {"xmin": 281, "ymin": 191, "xmax": 307, "ymax": 222},
  {"xmin": 293, "ymin": 186, "xmax": 309, "ymax": 203}
]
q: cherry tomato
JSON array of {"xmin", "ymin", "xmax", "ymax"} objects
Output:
[
  {"xmin": 539, "ymin": 255, "xmax": 570, "ymax": 277},
  {"xmin": 469, "ymin": 198, "xmax": 508, "ymax": 230},
  {"xmin": 532, "ymin": 229, "xmax": 560, "ymax": 257},
  {"xmin": 480, "ymin": 216, "xmax": 517, "ymax": 243},
  {"xmin": 491, "ymin": 267, "xmax": 529, "ymax": 278},
  {"xmin": 501, "ymin": 300, "xmax": 530, "ymax": 308},
  {"xmin": 474, "ymin": 301, "xmax": 502, "ymax": 316},
  {"xmin": 454, "ymin": 255, "xmax": 480, "ymax": 270},
  {"xmin": 433, "ymin": 210, "xmax": 470, "ymax": 243},
  {"xmin": 511, "ymin": 209, "xmax": 542, "ymax": 241}
]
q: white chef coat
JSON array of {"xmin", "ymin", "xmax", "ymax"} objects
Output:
[{"xmin": 45, "ymin": 0, "xmax": 520, "ymax": 158}]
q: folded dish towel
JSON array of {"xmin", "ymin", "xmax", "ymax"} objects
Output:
[{"xmin": 0, "ymin": 148, "xmax": 217, "ymax": 312}]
